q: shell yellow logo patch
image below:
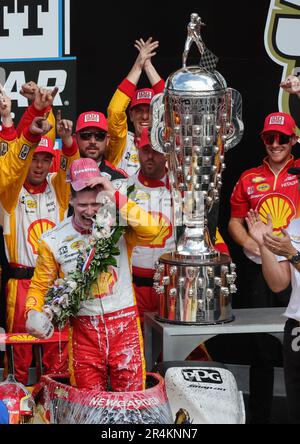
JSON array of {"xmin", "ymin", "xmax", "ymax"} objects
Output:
[
  {"xmin": 257, "ymin": 193, "xmax": 295, "ymax": 235},
  {"xmin": 257, "ymin": 184, "xmax": 271, "ymax": 192},
  {"xmin": 27, "ymin": 219, "xmax": 56, "ymax": 255},
  {"xmin": 71, "ymin": 240, "xmax": 86, "ymax": 251},
  {"xmin": 26, "ymin": 200, "xmax": 38, "ymax": 209}
]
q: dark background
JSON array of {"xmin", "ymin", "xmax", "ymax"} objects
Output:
[{"xmin": 70, "ymin": 0, "xmax": 299, "ymax": 307}]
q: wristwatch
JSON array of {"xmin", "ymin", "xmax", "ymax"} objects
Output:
[{"xmin": 288, "ymin": 251, "xmax": 300, "ymax": 264}]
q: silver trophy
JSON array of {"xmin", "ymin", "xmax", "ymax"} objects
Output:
[{"xmin": 151, "ymin": 13, "xmax": 244, "ymax": 324}]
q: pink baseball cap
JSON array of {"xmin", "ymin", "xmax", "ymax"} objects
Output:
[
  {"xmin": 35, "ymin": 136, "xmax": 55, "ymax": 156},
  {"xmin": 76, "ymin": 111, "xmax": 108, "ymax": 132},
  {"xmin": 137, "ymin": 127, "xmax": 151, "ymax": 149},
  {"xmin": 68, "ymin": 158, "xmax": 101, "ymax": 191},
  {"xmin": 261, "ymin": 112, "xmax": 296, "ymax": 135},
  {"xmin": 130, "ymin": 88, "xmax": 154, "ymax": 109}
]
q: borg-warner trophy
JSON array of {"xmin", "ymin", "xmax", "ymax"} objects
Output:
[{"xmin": 151, "ymin": 13, "xmax": 244, "ymax": 324}]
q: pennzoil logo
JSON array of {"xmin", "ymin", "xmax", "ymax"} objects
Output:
[
  {"xmin": 71, "ymin": 240, "xmax": 86, "ymax": 251},
  {"xmin": 26, "ymin": 200, "xmax": 38, "ymax": 209},
  {"xmin": 9, "ymin": 334, "xmax": 38, "ymax": 342},
  {"xmin": 265, "ymin": 0, "xmax": 300, "ymax": 132},
  {"xmin": 27, "ymin": 219, "xmax": 56, "ymax": 255},
  {"xmin": 257, "ymin": 183, "xmax": 271, "ymax": 192},
  {"xmin": 257, "ymin": 193, "xmax": 295, "ymax": 235}
]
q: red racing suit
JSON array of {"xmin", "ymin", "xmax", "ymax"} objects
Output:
[
  {"xmin": 106, "ymin": 78, "xmax": 165, "ymax": 176},
  {"xmin": 230, "ymin": 156, "xmax": 300, "ymax": 262},
  {"xmin": 26, "ymin": 193, "xmax": 170, "ymax": 391},
  {"xmin": 0, "ymin": 128, "xmax": 79, "ymax": 385}
]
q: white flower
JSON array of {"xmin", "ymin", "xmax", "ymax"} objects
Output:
[
  {"xmin": 58, "ymin": 294, "xmax": 69, "ymax": 308},
  {"xmin": 67, "ymin": 280, "xmax": 77, "ymax": 291}
]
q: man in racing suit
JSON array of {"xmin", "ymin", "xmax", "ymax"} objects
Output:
[
  {"xmin": 227, "ymin": 111, "xmax": 300, "ymax": 423},
  {"xmin": 0, "ymin": 88, "xmax": 79, "ymax": 385},
  {"xmin": 58, "ymin": 110, "xmax": 127, "ymax": 182},
  {"xmin": 25, "ymin": 158, "xmax": 169, "ymax": 391}
]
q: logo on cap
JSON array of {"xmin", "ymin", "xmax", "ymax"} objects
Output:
[
  {"xmin": 39, "ymin": 138, "xmax": 49, "ymax": 147},
  {"xmin": 269, "ymin": 115, "xmax": 285, "ymax": 126},
  {"xmin": 136, "ymin": 91, "xmax": 153, "ymax": 101},
  {"xmin": 84, "ymin": 114, "xmax": 100, "ymax": 124}
]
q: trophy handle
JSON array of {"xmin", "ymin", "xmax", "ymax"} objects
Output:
[
  {"xmin": 150, "ymin": 93, "xmax": 166, "ymax": 154},
  {"xmin": 225, "ymin": 88, "xmax": 244, "ymax": 151}
]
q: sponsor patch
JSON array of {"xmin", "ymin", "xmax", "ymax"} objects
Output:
[
  {"xmin": 26, "ymin": 200, "xmax": 37, "ymax": 209},
  {"xmin": 59, "ymin": 246, "xmax": 68, "ymax": 255},
  {"xmin": 60, "ymin": 156, "xmax": 67, "ymax": 171},
  {"xmin": 84, "ymin": 113, "xmax": 100, "ymax": 123},
  {"xmin": 71, "ymin": 240, "xmax": 86, "ymax": 251},
  {"xmin": 39, "ymin": 138, "xmax": 49, "ymax": 147},
  {"xmin": 252, "ymin": 177, "xmax": 266, "ymax": 184},
  {"xmin": 137, "ymin": 91, "xmax": 153, "ymax": 101},
  {"xmin": 257, "ymin": 183, "xmax": 270, "ymax": 192},
  {"xmin": 19, "ymin": 144, "xmax": 31, "ymax": 160},
  {"xmin": 0, "ymin": 142, "xmax": 8, "ymax": 156},
  {"xmin": 269, "ymin": 115, "xmax": 285, "ymax": 126}
]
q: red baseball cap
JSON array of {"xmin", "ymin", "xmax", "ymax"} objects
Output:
[
  {"xmin": 261, "ymin": 112, "xmax": 296, "ymax": 135},
  {"xmin": 35, "ymin": 136, "xmax": 55, "ymax": 156},
  {"xmin": 137, "ymin": 127, "xmax": 151, "ymax": 149},
  {"xmin": 76, "ymin": 111, "xmax": 108, "ymax": 132},
  {"xmin": 130, "ymin": 88, "xmax": 155, "ymax": 110},
  {"xmin": 68, "ymin": 158, "xmax": 101, "ymax": 191}
]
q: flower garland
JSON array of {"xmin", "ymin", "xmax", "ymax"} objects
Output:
[{"xmin": 43, "ymin": 197, "xmax": 126, "ymax": 329}]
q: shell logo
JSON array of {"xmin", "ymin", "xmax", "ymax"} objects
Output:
[
  {"xmin": 9, "ymin": 334, "xmax": 38, "ymax": 342},
  {"xmin": 71, "ymin": 240, "xmax": 86, "ymax": 251},
  {"xmin": 27, "ymin": 219, "xmax": 56, "ymax": 255},
  {"xmin": 257, "ymin": 194, "xmax": 295, "ymax": 235}
]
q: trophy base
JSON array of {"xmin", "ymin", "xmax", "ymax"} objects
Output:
[
  {"xmin": 154, "ymin": 313, "xmax": 235, "ymax": 326},
  {"xmin": 154, "ymin": 253, "xmax": 237, "ymax": 325}
]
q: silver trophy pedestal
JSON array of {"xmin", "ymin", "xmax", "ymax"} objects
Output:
[{"xmin": 154, "ymin": 253, "xmax": 236, "ymax": 325}]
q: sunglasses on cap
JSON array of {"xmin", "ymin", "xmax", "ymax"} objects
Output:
[
  {"xmin": 261, "ymin": 133, "xmax": 292, "ymax": 145},
  {"xmin": 78, "ymin": 131, "xmax": 107, "ymax": 142}
]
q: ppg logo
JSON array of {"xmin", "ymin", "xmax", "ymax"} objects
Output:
[{"xmin": 182, "ymin": 369, "xmax": 223, "ymax": 384}]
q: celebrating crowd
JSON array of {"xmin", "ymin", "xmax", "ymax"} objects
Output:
[{"xmin": 0, "ymin": 36, "xmax": 300, "ymax": 424}]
